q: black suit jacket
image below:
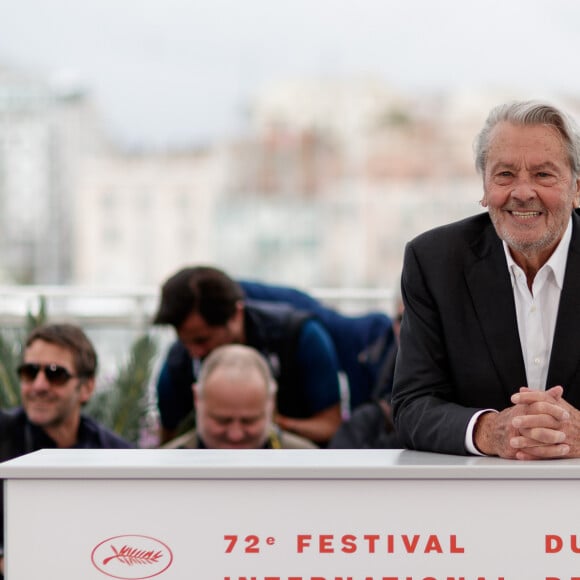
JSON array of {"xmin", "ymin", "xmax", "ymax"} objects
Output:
[{"xmin": 391, "ymin": 210, "xmax": 580, "ymax": 455}]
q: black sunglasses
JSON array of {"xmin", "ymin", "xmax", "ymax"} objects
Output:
[{"xmin": 17, "ymin": 363, "xmax": 76, "ymax": 386}]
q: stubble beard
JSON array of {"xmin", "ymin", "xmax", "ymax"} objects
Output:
[{"xmin": 488, "ymin": 206, "xmax": 565, "ymax": 258}]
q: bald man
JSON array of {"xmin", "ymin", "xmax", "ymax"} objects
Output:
[{"xmin": 162, "ymin": 344, "xmax": 318, "ymax": 449}]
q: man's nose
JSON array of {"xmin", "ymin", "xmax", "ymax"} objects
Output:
[
  {"xmin": 511, "ymin": 175, "xmax": 537, "ymax": 200},
  {"xmin": 187, "ymin": 344, "xmax": 210, "ymax": 359},
  {"xmin": 28, "ymin": 372, "xmax": 50, "ymax": 392},
  {"xmin": 225, "ymin": 422, "xmax": 245, "ymax": 442}
]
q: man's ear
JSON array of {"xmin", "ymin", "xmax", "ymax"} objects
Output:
[
  {"xmin": 234, "ymin": 301, "xmax": 245, "ymax": 321},
  {"xmin": 192, "ymin": 382, "xmax": 199, "ymax": 406},
  {"xmin": 573, "ymin": 177, "xmax": 580, "ymax": 208},
  {"xmin": 79, "ymin": 377, "xmax": 95, "ymax": 404},
  {"xmin": 264, "ymin": 391, "xmax": 276, "ymax": 423},
  {"xmin": 227, "ymin": 301, "xmax": 245, "ymax": 340}
]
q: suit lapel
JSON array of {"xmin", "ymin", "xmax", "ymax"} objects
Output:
[
  {"xmin": 548, "ymin": 212, "xmax": 580, "ymax": 389},
  {"xmin": 464, "ymin": 221, "xmax": 527, "ymax": 397}
]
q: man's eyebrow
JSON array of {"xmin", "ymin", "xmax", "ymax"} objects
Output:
[
  {"xmin": 488, "ymin": 160, "xmax": 562, "ymax": 172},
  {"xmin": 241, "ymin": 413, "xmax": 265, "ymax": 421},
  {"xmin": 488, "ymin": 161, "xmax": 516, "ymax": 171},
  {"xmin": 530, "ymin": 161, "xmax": 561, "ymax": 171},
  {"xmin": 208, "ymin": 413, "xmax": 232, "ymax": 421}
]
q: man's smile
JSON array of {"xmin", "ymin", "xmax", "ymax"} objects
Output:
[{"xmin": 509, "ymin": 210, "xmax": 542, "ymax": 218}]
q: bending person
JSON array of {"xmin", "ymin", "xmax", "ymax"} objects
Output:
[{"xmin": 154, "ymin": 266, "xmax": 342, "ymax": 445}]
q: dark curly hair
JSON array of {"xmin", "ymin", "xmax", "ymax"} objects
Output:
[{"xmin": 153, "ymin": 266, "xmax": 243, "ymax": 328}]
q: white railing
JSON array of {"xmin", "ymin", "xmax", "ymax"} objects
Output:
[
  {"xmin": 0, "ymin": 285, "xmax": 396, "ymax": 329},
  {"xmin": 0, "ymin": 285, "xmax": 396, "ymax": 378}
]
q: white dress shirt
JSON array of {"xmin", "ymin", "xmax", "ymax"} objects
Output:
[{"xmin": 465, "ymin": 217, "xmax": 573, "ymax": 455}]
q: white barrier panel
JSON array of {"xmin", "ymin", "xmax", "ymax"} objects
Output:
[{"xmin": 1, "ymin": 449, "xmax": 580, "ymax": 580}]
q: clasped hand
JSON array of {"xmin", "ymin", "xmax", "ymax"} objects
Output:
[{"xmin": 508, "ymin": 385, "xmax": 578, "ymax": 459}]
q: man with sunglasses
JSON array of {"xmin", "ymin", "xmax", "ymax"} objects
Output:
[{"xmin": 0, "ymin": 323, "xmax": 131, "ymax": 576}]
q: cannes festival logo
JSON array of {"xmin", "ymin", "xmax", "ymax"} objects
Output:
[{"xmin": 91, "ymin": 534, "xmax": 173, "ymax": 579}]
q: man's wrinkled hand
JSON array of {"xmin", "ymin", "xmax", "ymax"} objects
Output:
[
  {"xmin": 473, "ymin": 405, "xmax": 526, "ymax": 459},
  {"xmin": 509, "ymin": 386, "xmax": 575, "ymax": 459}
]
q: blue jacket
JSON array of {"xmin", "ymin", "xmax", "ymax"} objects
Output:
[{"xmin": 240, "ymin": 280, "xmax": 395, "ymax": 410}]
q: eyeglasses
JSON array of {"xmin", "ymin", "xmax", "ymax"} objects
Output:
[{"xmin": 17, "ymin": 363, "xmax": 76, "ymax": 386}]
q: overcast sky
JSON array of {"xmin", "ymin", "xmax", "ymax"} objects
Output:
[{"xmin": 0, "ymin": 0, "xmax": 578, "ymax": 148}]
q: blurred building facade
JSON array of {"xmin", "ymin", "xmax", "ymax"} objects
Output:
[
  {"xmin": 0, "ymin": 63, "xmax": 105, "ymax": 284},
  {"xmin": 214, "ymin": 79, "xmax": 493, "ymax": 292},
  {"xmin": 3, "ymin": 63, "xmax": 580, "ymax": 298},
  {"xmin": 73, "ymin": 149, "xmax": 224, "ymax": 286}
]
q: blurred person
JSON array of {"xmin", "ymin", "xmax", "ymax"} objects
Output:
[
  {"xmin": 162, "ymin": 344, "xmax": 317, "ymax": 449},
  {"xmin": 329, "ymin": 298, "xmax": 403, "ymax": 449},
  {"xmin": 392, "ymin": 100, "xmax": 580, "ymax": 459},
  {"xmin": 239, "ymin": 279, "xmax": 395, "ymax": 411},
  {"xmin": 153, "ymin": 266, "xmax": 342, "ymax": 445},
  {"xmin": 0, "ymin": 323, "xmax": 131, "ymax": 576}
]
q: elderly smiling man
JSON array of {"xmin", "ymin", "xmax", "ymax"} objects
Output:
[{"xmin": 392, "ymin": 100, "xmax": 580, "ymax": 459}]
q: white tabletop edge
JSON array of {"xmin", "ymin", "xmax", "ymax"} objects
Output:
[{"xmin": 2, "ymin": 448, "xmax": 580, "ymax": 479}]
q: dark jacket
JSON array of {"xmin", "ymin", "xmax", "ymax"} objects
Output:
[
  {"xmin": 392, "ymin": 210, "xmax": 580, "ymax": 454},
  {"xmin": 329, "ymin": 344, "xmax": 402, "ymax": 449}
]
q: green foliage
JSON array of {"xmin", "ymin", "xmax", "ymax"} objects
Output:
[
  {"xmin": 0, "ymin": 331, "xmax": 21, "ymax": 408},
  {"xmin": 26, "ymin": 296, "xmax": 48, "ymax": 330},
  {"xmin": 0, "ymin": 297, "xmax": 47, "ymax": 408},
  {"xmin": 84, "ymin": 333, "xmax": 158, "ymax": 445}
]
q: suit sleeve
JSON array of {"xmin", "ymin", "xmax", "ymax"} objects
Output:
[{"xmin": 391, "ymin": 241, "xmax": 480, "ymax": 455}]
